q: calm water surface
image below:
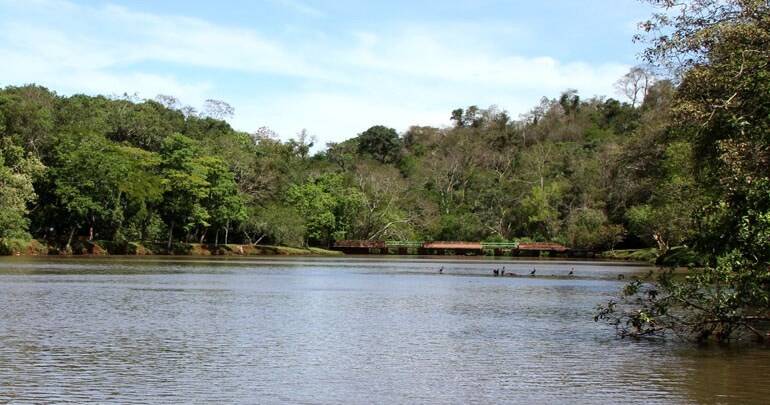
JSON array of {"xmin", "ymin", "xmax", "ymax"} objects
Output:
[{"xmin": 0, "ymin": 256, "xmax": 767, "ymax": 404}]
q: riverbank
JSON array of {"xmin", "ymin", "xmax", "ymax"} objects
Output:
[
  {"xmin": 599, "ymin": 248, "xmax": 659, "ymax": 263},
  {"xmin": 0, "ymin": 238, "xmax": 702, "ymax": 266},
  {"xmin": 0, "ymin": 238, "xmax": 342, "ymax": 257},
  {"xmin": 599, "ymin": 247, "xmax": 704, "ymax": 267}
]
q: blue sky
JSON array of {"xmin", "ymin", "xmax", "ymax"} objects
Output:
[{"xmin": 0, "ymin": 0, "xmax": 654, "ymax": 146}]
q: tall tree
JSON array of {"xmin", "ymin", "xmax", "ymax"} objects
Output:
[
  {"xmin": 159, "ymin": 134, "xmax": 211, "ymax": 248},
  {"xmin": 356, "ymin": 125, "xmax": 402, "ymax": 164},
  {"xmin": 614, "ymin": 66, "xmax": 654, "ymax": 107},
  {"xmin": 598, "ymin": 0, "xmax": 770, "ymax": 343},
  {"xmin": 0, "ymin": 140, "xmax": 44, "ymax": 238}
]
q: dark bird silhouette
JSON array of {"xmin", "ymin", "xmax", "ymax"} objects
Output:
[
  {"xmin": 493, "ymin": 269, "xmax": 499, "ymax": 277},
  {"xmin": 530, "ymin": 268, "xmax": 536, "ymax": 276},
  {"xmin": 438, "ymin": 266, "xmax": 444, "ymax": 274},
  {"xmin": 568, "ymin": 268, "xmax": 574, "ymax": 276},
  {"xmin": 618, "ymin": 274, "xmax": 625, "ymax": 280}
]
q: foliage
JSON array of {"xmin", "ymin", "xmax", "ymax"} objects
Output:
[
  {"xmin": 159, "ymin": 134, "xmax": 214, "ymax": 245},
  {"xmin": 286, "ymin": 173, "xmax": 365, "ymax": 246},
  {"xmin": 0, "ymin": 140, "xmax": 43, "ymax": 238},
  {"xmin": 0, "ymin": 238, "xmax": 30, "ymax": 255},
  {"xmin": 598, "ymin": 0, "xmax": 770, "ymax": 343},
  {"xmin": 0, "ymin": 80, "xmax": 681, "ymax": 250},
  {"xmin": 565, "ymin": 208, "xmax": 626, "ymax": 250},
  {"xmin": 356, "ymin": 125, "xmax": 402, "ymax": 164},
  {"xmin": 240, "ymin": 204, "xmax": 306, "ymax": 247}
]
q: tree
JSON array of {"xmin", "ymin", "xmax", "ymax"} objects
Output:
[
  {"xmin": 565, "ymin": 208, "xmax": 626, "ymax": 250},
  {"xmin": 199, "ymin": 156, "xmax": 246, "ymax": 245},
  {"xmin": 351, "ymin": 161, "xmax": 415, "ymax": 240},
  {"xmin": 239, "ymin": 204, "xmax": 306, "ymax": 247},
  {"xmin": 614, "ymin": 66, "xmax": 654, "ymax": 107},
  {"xmin": 0, "ymin": 85, "xmax": 56, "ymax": 156},
  {"xmin": 624, "ymin": 141, "xmax": 702, "ymax": 252},
  {"xmin": 558, "ymin": 89, "xmax": 580, "ymax": 115},
  {"xmin": 287, "ymin": 173, "xmax": 365, "ymax": 246},
  {"xmin": 450, "ymin": 108, "xmax": 464, "ymax": 127},
  {"xmin": 39, "ymin": 132, "xmax": 162, "ymax": 247},
  {"xmin": 288, "ymin": 129, "xmax": 315, "ymax": 160},
  {"xmin": 356, "ymin": 125, "xmax": 402, "ymax": 164},
  {"xmin": 202, "ymin": 99, "xmax": 234, "ymax": 120},
  {"xmin": 598, "ymin": 0, "xmax": 770, "ymax": 343},
  {"xmin": 0, "ymin": 140, "xmax": 44, "ymax": 238},
  {"xmin": 155, "ymin": 94, "xmax": 181, "ymax": 110},
  {"xmin": 449, "ymin": 105, "xmax": 490, "ymax": 128},
  {"xmin": 107, "ymin": 99, "xmax": 185, "ymax": 151},
  {"xmin": 520, "ymin": 181, "xmax": 566, "ymax": 241},
  {"xmin": 159, "ymin": 134, "xmax": 211, "ymax": 248}
]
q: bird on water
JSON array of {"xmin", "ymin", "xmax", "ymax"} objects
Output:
[{"xmin": 530, "ymin": 268, "xmax": 536, "ymax": 276}]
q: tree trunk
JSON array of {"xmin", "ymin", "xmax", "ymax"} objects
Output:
[
  {"xmin": 255, "ymin": 234, "xmax": 265, "ymax": 245},
  {"xmin": 67, "ymin": 227, "xmax": 76, "ymax": 251},
  {"xmin": 215, "ymin": 229, "xmax": 219, "ymax": 246},
  {"xmin": 653, "ymin": 232, "xmax": 668, "ymax": 253},
  {"xmin": 199, "ymin": 229, "xmax": 207, "ymax": 244},
  {"xmin": 88, "ymin": 214, "xmax": 95, "ymax": 241},
  {"xmin": 224, "ymin": 220, "xmax": 229, "ymax": 245},
  {"xmin": 167, "ymin": 222, "xmax": 174, "ymax": 250}
]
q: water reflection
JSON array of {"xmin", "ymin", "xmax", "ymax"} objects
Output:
[{"xmin": 0, "ymin": 257, "xmax": 767, "ymax": 403}]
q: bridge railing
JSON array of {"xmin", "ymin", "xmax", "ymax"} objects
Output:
[
  {"xmin": 481, "ymin": 242, "xmax": 519, "ymax": 249},
  {"xmin": 333, "ymin": 240, "xmax": 386, "ymax": 248},
  {"xmin": 517, "ymin": 242, "xmax": 568, "ymax": 251},
  {"xmin": 385, "ymin": 241, "xmax": 424, "ymax": 248}
]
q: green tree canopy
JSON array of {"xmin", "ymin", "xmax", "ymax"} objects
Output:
[
  {"xmin": 356, "ymin": 125, "xmax": 402, "ymax": 164},
  {"xmin": 597, "ymin": 0, "xmax": 770, "ymax": 343},
  {"xmin": 0, "ymin": 139, "xmax": 44, "ymax": 238}
]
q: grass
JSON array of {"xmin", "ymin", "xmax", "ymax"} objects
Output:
[
  {"xmin": 602, "ymin": 246, "xmax": 706, "ymax": 267},
  {"xmin": 600, "ymin": 248, "xmax": 660, "ymax": 263},
  {"xmin": 163, "ymin": 243, "xmax": 343, "ymax": 256},
  {"xmin": 655, "ymin": 246, "xmax": 705, "ymax": 267},
  {"xmin": 0, "ymin": 239, "xmax": 343, "ymax": 257},
  {"xmin": 0, "ymin": 238, "xmax": 48, "ymax": 256}
]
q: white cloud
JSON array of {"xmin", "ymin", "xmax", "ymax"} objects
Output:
[
  {"xmin": 2, "ymin": 0, "xmax": 328, "ymax": 77},
  {"xmin": 270, "ymin": 0, "xmax": 325, "ymax": 18},
  {"xmin": 344, "ymin": 25, "xmax": 628, "ymax": 92},
  {"xmin": 0, "ymin": 0, "xmax": 632, "ymax": 148}
]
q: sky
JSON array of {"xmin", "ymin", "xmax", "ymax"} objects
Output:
[{"xmin": 0, "ymin": 0, "xmax": 655, "ymax": 147}]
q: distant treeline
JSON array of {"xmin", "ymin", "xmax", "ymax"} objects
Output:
[{"xmin": 0, "ymin": 75, "xmax": 694, "ymax": 252}]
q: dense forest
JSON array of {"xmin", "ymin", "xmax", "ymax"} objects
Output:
[{"xmin": 0, "ymin": 73, "xmax": 687, "ymax": 254}]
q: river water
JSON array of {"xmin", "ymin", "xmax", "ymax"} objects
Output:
[{"xmin": 0, "ymin": 257, "xmax": 767, "ymax": 404}]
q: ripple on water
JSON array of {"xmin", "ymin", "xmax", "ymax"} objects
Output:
[{"xmin": 0, "ymin": 257, "xmax": 768, "ymax": 404}]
